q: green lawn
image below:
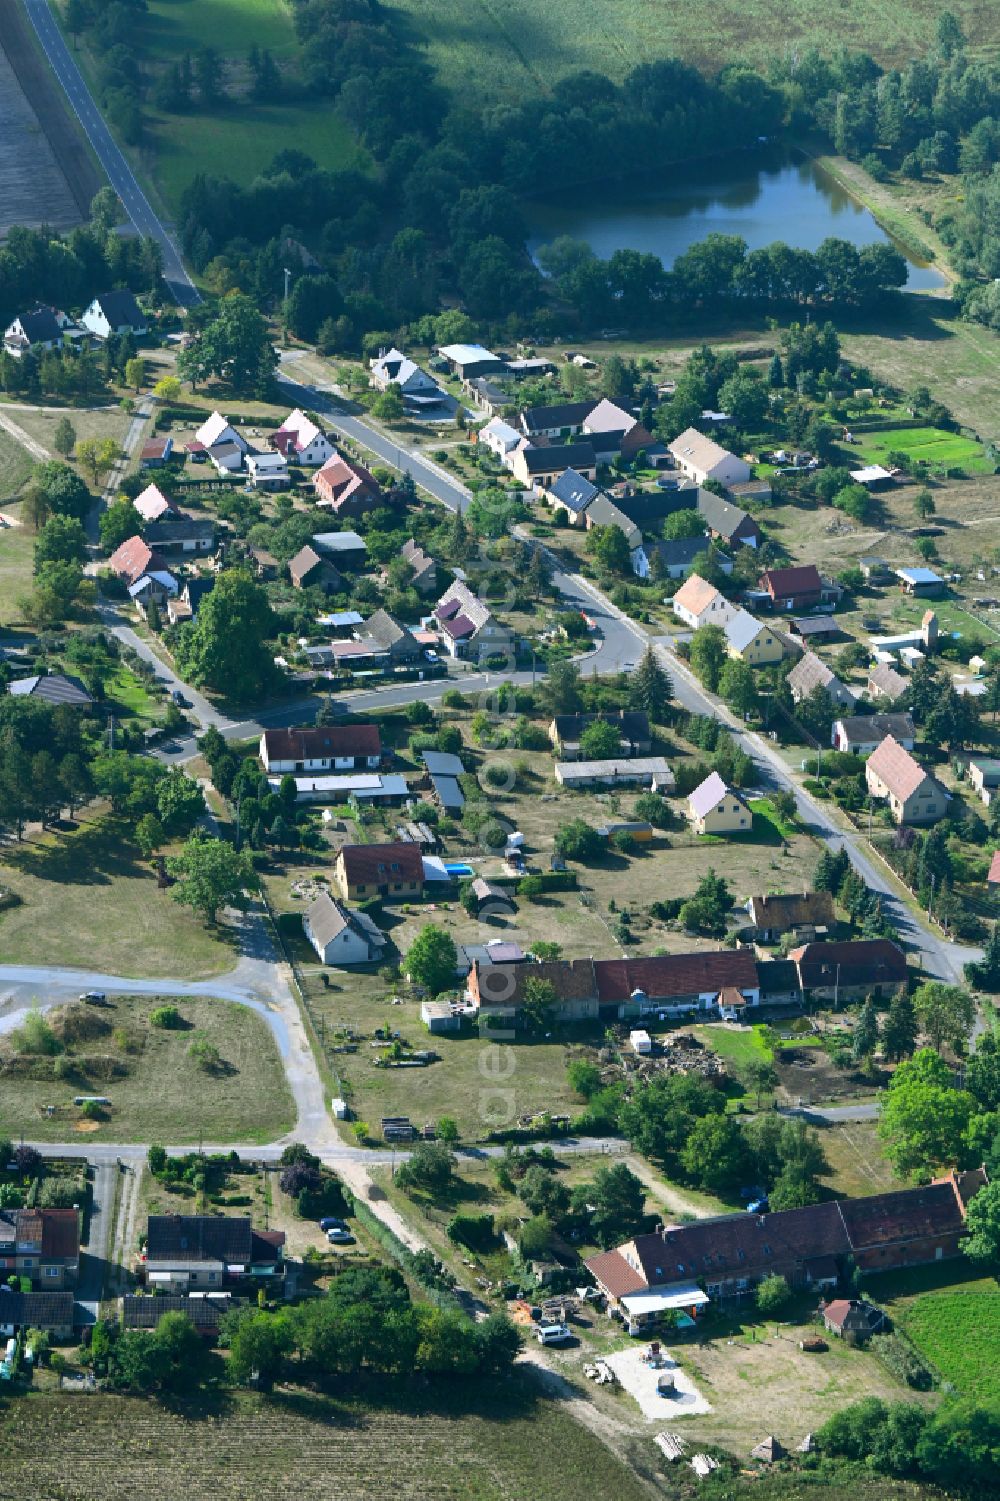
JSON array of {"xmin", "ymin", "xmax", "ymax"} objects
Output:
[
  {"xmin": 856, "ymin": 424, "xmax": 991, "ymax": 474},
  {"xmin": 690, "ymin": 1022, "xmax": 774, "ymax": 1071},
  {"xmin": 144, "ymin": 0, "xmax": 299, "ymax": 56},
  {"xmin": 0, "ymin": 502, "xmax": 35, "ymax": 627},
  {"xmin": 0, "ymin": 993, "xmax": 294, "ymax": 1143},
  {"xmin": 104, "ymin": 664, "xmax": 163, "ymax": 725},
  {"xmin": 898, "ymin": 1287, "xmax": 1000, "ymax": 1402},
  {"xmin": 0, "ymin": 814, "xmax": 233, "ymax": 979},
  {"xmin": 0, "ymin": 429, "xmax": 37, "ymax": 501},
  {"xmin": 150, "ymin": 101, "xmax": 369, "ymax": 212}
]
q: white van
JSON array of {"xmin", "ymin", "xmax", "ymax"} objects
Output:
[{"xmin": 535, "ymin": 1323, "xmax": 572, "ymax": 1346}]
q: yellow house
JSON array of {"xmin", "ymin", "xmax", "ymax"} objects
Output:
[
  {"xmin": 722, "ymin": 608, "xmax": 785, "ymax": 666},
  {"xmin": 688, "ymin": 771, "xmax": 751, "ymax": 835}
]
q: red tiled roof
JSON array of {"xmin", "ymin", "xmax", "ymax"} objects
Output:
[
  {"xmin": 40, "ymin": 1208, "xmax": 80, "ymax": 1259},
  {"xmin": 837, "ymin": 1184, "xmax": 963, "ymax": 1249},
  {"xmin": 338, "ymin": 842, "xmax": 424, "ymax": 885},
  {"xmin": 866, "ymin": 735, "xmax": 932, "ymax": 802},
  {"xmin": 585, "ymin": 1248, "xmax": 647, "ymax": 1299},
  {"xmin": 761, "ymin": 564, "xmax": 822, "ymax": 599},
  {"xmin": 989, "ymin": 851, "xmax": 1000, "ymax": 886},
  {"xmin": 594, "ymin": 950, "xmax": 758, "ymax": 1003},
  {"xmin": 262, "ymin": 725, "xmax": 381, "ymax": 762},
  {"xmin": 108, "ymin": 535, "xmax": 167, "ymax": 583},
  {"xmin": 475, "ymin": 958, "xmax": 597, "ymax": 1009}
]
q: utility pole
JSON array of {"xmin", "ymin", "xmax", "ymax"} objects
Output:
[{"xmin": 283, "ymin": 267, "xmax": 292, "ymax": 311}]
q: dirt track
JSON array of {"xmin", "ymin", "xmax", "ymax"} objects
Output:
[{"xmin": 0, "ymin": 0, "xmax": 103, "ymax": 228}]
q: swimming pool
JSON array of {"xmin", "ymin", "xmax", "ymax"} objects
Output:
[{"xmin": 444, "ymin": 862, "xmax": 474, "ymax": 876}]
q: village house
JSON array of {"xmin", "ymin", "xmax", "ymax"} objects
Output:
[
  {"xmin": 671, "ymin": 574, "xmax": 737, "ymax": 631},
  {"xmin": 288, "ymin": 544, "xmax": 341, "ymax": 594},
  {"xmin": 80, "ymin": 290, "xmax": 147, "ymax": 339},
  {"xmin": 760, "ymin": 564, "xmax": 826, "ymax": 612},
  {"xmin": 369, "ymin": 347, "xmax": 440, "ymax": 397},
  {"xmin": 582, "ymin": 493, "xmax": 643, "ymax": 553},
  {"xmin": 548, "ymin": 710, "xmax": 651, "ymax": 760},
  {"xmin": 0, "ymin": 1208, "xmax": 80, "ymax": 1288},
  {"xmin": 333, "ymin": 842, "xmax": 425, "ymax": 902},
  {"xmin": 468, "ymin": 957, "xmax": 601, "ymax": 1024},
  {"xmin": 789, "ymin": 938, "xmax": 908, "ymax": 1001},
  {"xmin": 399, "ymin": 538, "xmax": 438, "ymax": 594},
  {"xmin": 141, "ymin": 1215, "xmax": 285, "ymax": 1291},
  {"xmin": 270, "ymin": 409, "xmax": 334, "ymax": 467},
  {"xmin": 688, "ymin": 771, "xmax": 751, "ymax": 835},
  {"xmin": 356, "ymin": 608, "xmax": 423, "ymax": 665},
  {"xmin": 8, "ymin": 672, "xmax": 92, "ymax": 708},
  {"xmin": 519, "ymin": 399, "xmax": 593, "ymax": 441},
  {"xmin": 0, "ymin": 1290, "xmax": 76, "ymax": 1340},
  {"xmin": 787, "ymin": 652, "xmax": 857, "ymax": 710},
  {"xmin": 260, "ymin": 724, "xmax": 381, "ymax": 775},
  {"xmin": 586, "ymin": 1169, "xmax": 986, "ymax": 1317},
  {"xmin": 668, "ymin": 428, "xmax": 752, "ymax": 489},
  {"xmin": 303, "ymin": 890, "xmax": 386, "ymax": 966},
  {"xmin": 865, "ymin": 736, "xmax": 947, "ymax": 825},
  {"xmin": 108, "ymin": 535, "xmax": 169, "ymax": 586},
  {"xmin": 644, "ymin": 537, "xmax": 721, "ymax": 581},
  {"xmin": 593, "ymin": 950, "xmax": 761, "ymax": 1020},
  {"xmin": 140, "ymin": 436, "xmax": 173, "ymax": 469},
  {"xmin": 554, "ymin": 757, "xmax": 674, "ymax": 791},
  {"xmin": 696, "ymin": 488, "xmax": 761, "ymax": 548},
  {"xmin": 434, "ymin": 580, "xmax": 513, "ymax": 661},
  {"xmin": 867, "ymin": 662, "xmax": 909, "ymax": 702},
  {"xmin": 746, "ymin": 890, "xmax": 835, "ymax": 943},
  {"xmin": 246, "ymin": 452, "xmax": 290, "ymax": 490},
  {"xmin": 3, "ymin": 305, "xmax": 75, "ymax": 357},
  {"xmin": 478, "ymin": 416, "xmax": 522, "ymax": 461},
  {"xmin": 128, "ymin": 568, "xmax": 178, "ymax": 620},
  {"xmin": 832, "ymin": 713, "xmax": 916, "ymax": 755},
  {"xmin": 722, "ymin": 609, "xmax": 785, "ymax": 666},
  {"xmin": 312, "ymin": 454, "xmax": 382, "ymax": 516},
  {"xmin": 822, "ymin": 1299, "xmax": 888, "ymax": 1344},
  {"xmin": 511, "ymin": 439, "xmax": 598, "ymax": 491},
  {"xmin": 195, "ymin": 411, "xmax": 247, "ymax": 454},
  {"xmin": 544, "ymin": 467, "xmax": 599, "ymax": 524},
  {"xmin": 122, "ymin": 1294, "xmax": 237, "ymax": 1338},
  {"xmin": 581, "ymin": 398, "xmax": 653, "ymax": 463},
  {"xmin": 166, "ymin": 576, "xmax": 214, "ymax": 626},
  {"xmin": 143, "ymin": 515, "xmax": 216, "ymax": 557},
  {"xmin": 133, "ymin": 483, "xmax": 178, "ymax": 523},
  {"xmin": 207, "ymin": 441, "xmax": 246, "ymax": 476}
]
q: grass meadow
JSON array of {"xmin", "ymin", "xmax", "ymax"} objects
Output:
[
  {"xmin": 0, "ymin": 501, "xmax": 36, "ymax": 627},
  {"xmin": 0, "ymin": 813, "xmax": 234, "ymax": 979},
  {"xmin": 143, "ymin": 0, "xmax": 300, "ymax": 57},
  {"xmin": 856, "ymin": 424, "xmax": 992, "ymax": 475},
  {"xmin": 899, "ymin": 1288, "xmax": 1000, "ymax": 1402},
  {"xmin": 0, "ymin": 993, "xmax": 294, "ymax": 1143},
  {"xmin": 385, "ymin": 0, "xmax": 997, "ymax": 103}
]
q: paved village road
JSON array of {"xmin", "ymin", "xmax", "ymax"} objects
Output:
[{"xmin": 23, "ymin": 0, "xmax": 198, "ymax": 307}]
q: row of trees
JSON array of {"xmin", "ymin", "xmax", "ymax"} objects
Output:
[{"xmin": 90, "ymin": 1265, "xmax": 520, "ymax": 1394}]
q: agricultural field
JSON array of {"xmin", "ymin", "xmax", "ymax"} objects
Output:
[
  {"xmin": 897, "ymin": 1287, "xmax": 1000, "ymax": 1402},
  {"xmin": 385, "ymin": 0, "xmax": 996, "ymax": 103},
  {"xmin": 0, "ymin": 1386, "xmax": 656, "ymax": 1501},
  {"xmin": 0, "ymin": 813, "xmax": 234, "ymax": 979},
  {"xmin": 0, "ymin": 992, "xmax": 294, "ymax": 1143}
]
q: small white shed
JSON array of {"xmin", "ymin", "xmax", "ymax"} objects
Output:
[{"xmin": 630, "ymin": 1029, "xmax": 652, "ymax": 1055}]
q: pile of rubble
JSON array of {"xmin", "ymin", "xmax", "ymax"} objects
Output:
[{"xmin": 600, "ymin": 1033, "xmax": 729, "ymax": 1086}]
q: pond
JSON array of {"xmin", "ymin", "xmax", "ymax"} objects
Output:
[{"xmin": 525, "ymin": 146, "xmax": 945, "ymax": 292}]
